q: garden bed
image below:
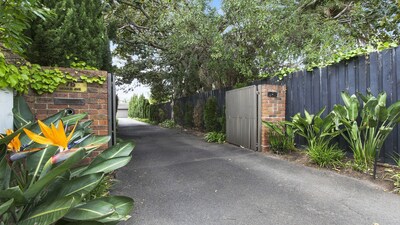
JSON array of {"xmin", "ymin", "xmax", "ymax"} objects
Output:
[{"xmin": 265, "ymin": 149, "xmax": 399, "ymax": 193}]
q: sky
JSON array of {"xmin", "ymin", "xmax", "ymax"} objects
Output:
[{"xmin": 113, "ymin": 0, "xmax": 223, "ymax": 102}]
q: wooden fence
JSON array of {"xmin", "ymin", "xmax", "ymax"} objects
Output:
[{"xmin": 285, "ymin": 47, "xmax": 400, "ymax": 162}]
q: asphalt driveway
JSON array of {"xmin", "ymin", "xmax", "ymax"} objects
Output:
[{"xmin": 113, "ymin": 118, "xmax": 400, "ymax": 225}]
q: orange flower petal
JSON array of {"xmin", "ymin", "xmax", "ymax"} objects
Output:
[
  {"xmin": 23, "ymin": 128, "xmax": 55, "ymax": 146},
  {"xmin": 38, "ymin": 120, "xmax": 53, "ymax": 140}
]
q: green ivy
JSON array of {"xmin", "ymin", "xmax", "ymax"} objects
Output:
[
  {"xmin": 260, "ymin": 41, "xmax": 399, "ymax": 79},
  {"xmin": 0, "ymin": 52, "xmax": 106, "ymax": 94}
]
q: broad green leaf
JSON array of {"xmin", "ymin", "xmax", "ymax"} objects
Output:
[
  {"xmin": 0, "ymin": 198, "xmax": 13, "ymax": 215},
  {"xmin": 90, "ymin": 141, "xmax": 134, "ymax": 167},
  {"xmin": 96, "ymin": 196, "xmax": 134, "ymax": 223},
  {"xmin": 315, "ymin": 106, "xmax": 326, "ymax": 118},
  {"xmin": 24, "ymin": 149, "xmax": 85, "ymax": 200},
  {"xmin": 13, "ymin": 96, "xmax": 34, "ymax": 129},
  {"xmin": 0, "ymin": 186, "xmax": 26, "ymax": 204},
  {"xmin": 75, "ymin": 136, "xmax": 111, "ymax": 151},
  {"xmin": 81, "ymin": 156, "xmax": 131, "ymax": 176},
  {"xmin": 348, "ymin": 96, "xmax": 359, "ymax": 121},
  {"xmin": 63, "ymin": 199, "xmax": 115, "ymax": 221},
  {"xmin": 27, "ymin": 146, "xmax": 58, "ymax": 181},
  {"xmin": 55, "ymin": 173, "xmax": 103, "ymax": 198},
  {"xmin": 350, "ymin": 122, "xmax": 359, "ymax": 141},
  {"xmin": 377, "ymin": 92, "xmax": 387, "ymax": 107},
  {"xmin": 62, "ymin": 113, "xmax": 88, "ymax": 125},
  {"xmin": 340, "ymin": 91, "xmax": 352, "ymax": 108},
  {"xmin": 19, "ymin": 196, "xmax": 77, "ymax": 225},
  {"xmin": 304, "ymin": 110, "xmax": 313, "ymax": 124}
]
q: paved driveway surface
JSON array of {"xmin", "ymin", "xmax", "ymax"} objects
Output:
[{"xmin": 113, "ymin": 118, "xmax": 400, "ymax": 225}]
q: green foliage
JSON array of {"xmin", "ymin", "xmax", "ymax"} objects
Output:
[
  {"xmin": 307, "ymin": 143, "xmax": 345, "ymax": 168},
  {"xmin": 204, "ymin": 97, "xmax": 219, "ymax": 132},
  {"xmin": 87, "ymin": 174, "xmax": 115, "ymax": 201},
  {"xmin": 0, "ymin": 55, "xmax": 106, "ymax": 94},
  {"xmin": 0, "ymin": 109, "xmax": 134, "ymax": 224},
  {"xmin": 263, "ymin": 121, "xmax": 295, "ymax": 154},
  {"xmin": 149, "ymin": 104, "xmax": 167, "ymax": 123},
  {"xmin": 110, "ymin": 0, "xmax": 400, "ymax": 98},
  {"xmin": 0, "ymin": 0, "xmax": 49, "ymax": 54},
  {"xmin": 184, "ymin": 103, "xmax": 194, "ymax": 128},
  {"xmin": 333, "ymin": 90, "xmax": 400, "ymax": 171},
  {"xmin": 289, "ymin": 107, "xmax": 340, "ymax": 150},
  {"xmin": 159, "ymin": 119, "xmax": 176, "ymax": 129},
  {"xmin": 128, "ymin": 95, "xmax": 150, "ymax": 119},
  {"xmin": 27, "ymin": 0, "xmax": 111, "ymax": 71},
  {"xmin": 193, "ymin": 100, "xmax": 204, "ymax": 129},
  {"xmin": 390, "ymin": 172, "xmax": 400, "ymax": 194},
  {"xmin": 204, "ymin": 132, "xmax": 226, "ymax": 144},
  {"xmin": 173, "ymin": 101, "xmax": 183, "ymax": 125}
]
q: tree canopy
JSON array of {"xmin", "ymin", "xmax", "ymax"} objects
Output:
[
  {"xmin": 107, "ymin": 0, "xmax": 400, "ymax": 101},
  {"xmin": 0, "ymin": 0, "xmax": 48, "ymax": 54},
  {"xmin": 26, "ymin": 0, "xmax": 111, "ymax": 70}
]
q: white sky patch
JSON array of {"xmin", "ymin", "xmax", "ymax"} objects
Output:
[{"xmin": 111, "ymin": 42, "xmax": 151, "ymax": 101}]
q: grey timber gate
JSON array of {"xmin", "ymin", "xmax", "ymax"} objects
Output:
[{"xmin": 226, "ymin": 85, "xmax": 260, "ymax": 151}]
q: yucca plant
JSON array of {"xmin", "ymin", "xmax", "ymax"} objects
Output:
[
  {"xmin": 0, "ymin": 107, "xmax": 134, "ymax": 224},
  {"xmin": 333, "ymin": 90, "xmax": 400, "ymax": 171}
]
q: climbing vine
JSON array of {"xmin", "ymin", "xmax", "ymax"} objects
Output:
[
  {"xmin": 0, "ymin": 52, "xmax": 106, "ymax": 94},
  {"xmin": 260, "ymin": 41, "xmax": 399, "ymax": 80}
]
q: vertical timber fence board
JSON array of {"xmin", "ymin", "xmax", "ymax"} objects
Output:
[{"xmin": 285, "ymin": 46, "xmax": 400, "ymax": 163}]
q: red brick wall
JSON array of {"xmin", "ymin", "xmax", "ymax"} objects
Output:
[
  {"xmin": 24, "ymin": 67, "xmax": 109, "ymax": 136},
  {"xmin": 260, "ymin": 84, "xmax": 286, "ymax": 152}
]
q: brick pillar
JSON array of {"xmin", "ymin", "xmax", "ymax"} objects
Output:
[{"xmin": 260, "ymin": 84, "xmax": 286, "ymax": 152}]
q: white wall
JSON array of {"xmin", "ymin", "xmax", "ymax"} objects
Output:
[{"xmin": 0, "ymin": 88, "xmax": 13, "ymax": 132}]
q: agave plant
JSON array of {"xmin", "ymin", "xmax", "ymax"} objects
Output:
[
  {"xmin": 0, "ymin": 106, "xmax": 134, "ymax": 224},
  {"xmin": 332, "ymin": 90, "xmax": 400, "ymax": 171}
]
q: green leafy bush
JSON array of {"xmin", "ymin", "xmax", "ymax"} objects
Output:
[
  {"xmin": 289, "ymin": 107, "xmax": 339, "ymax": 150},
  {"xmin": 204, "ymin": 132, "xmax": 226, "ymax": 143},
  {"xmin": 307, "ymin": 143, "xmax": 345, "ymax": 168},
  {"xmin": 263, "ymin": 121, "xmax": 295, "ymax": 154},
  {"xmin": 333, "ymin": 90, "xmax": 400, "ymax": 171},
  {"xmin": 204, "ymin": 97, "xmax": 219, "ymax": 132},
  {"xmin": 173, "ymin": 101, "xmax": 183, "ymax": 125},
  {"xmin": 0, "ymin": 108, "xmax": 134, "ymax": 224},
  {"xmin": 128, "ymin": 94, "xmax": 150, "ymax": 119},
  {"xmin": 184, "ymin": 103, "xmax": 193, "ymax": 128},
  {"xmin": 159, "ymin": 119, "xmax": 176, "ymax": 128}
]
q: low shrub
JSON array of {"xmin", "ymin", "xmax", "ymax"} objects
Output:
[
  {"xmin": 204, "ymin": 132, "xmax": 226, "ymax": 143},
  {"xmin": 159, "ymin": 119, "xmax": 176, "ymax": 128},
  {"xmin": 263, "ymin": 121, "xmax": 295, "ymax": 154},
  {"xmin": 307, "ymin": 143, "xmax": 345, "ymax": 168},
  {"xmin": 204, "ymin": 97, "xmax": 219, "ymax": 132}
]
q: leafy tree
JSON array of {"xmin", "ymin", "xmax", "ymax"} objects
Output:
[
  {"xmin": 0, "ymin": 0, "xmax": 48, "ymax": 54},
  {"xmin": 26, "ymin": 0, "xmax": 111, "ymax": 70},
  {"xmin": 108, "ymin": 0, "xmax": 400, "ymax": 99}
]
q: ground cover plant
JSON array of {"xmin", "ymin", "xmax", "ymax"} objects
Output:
[
  {"xmin": 0, "ymin": 105, "xmax": 134, "ymax": 224},
  {"xmin": 204, "ymin": 132, "xmax": 226, "ymax": 144},
  {"xmin": 159, "ymin": 119, "xmax": 176, "ymax": 128}
]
